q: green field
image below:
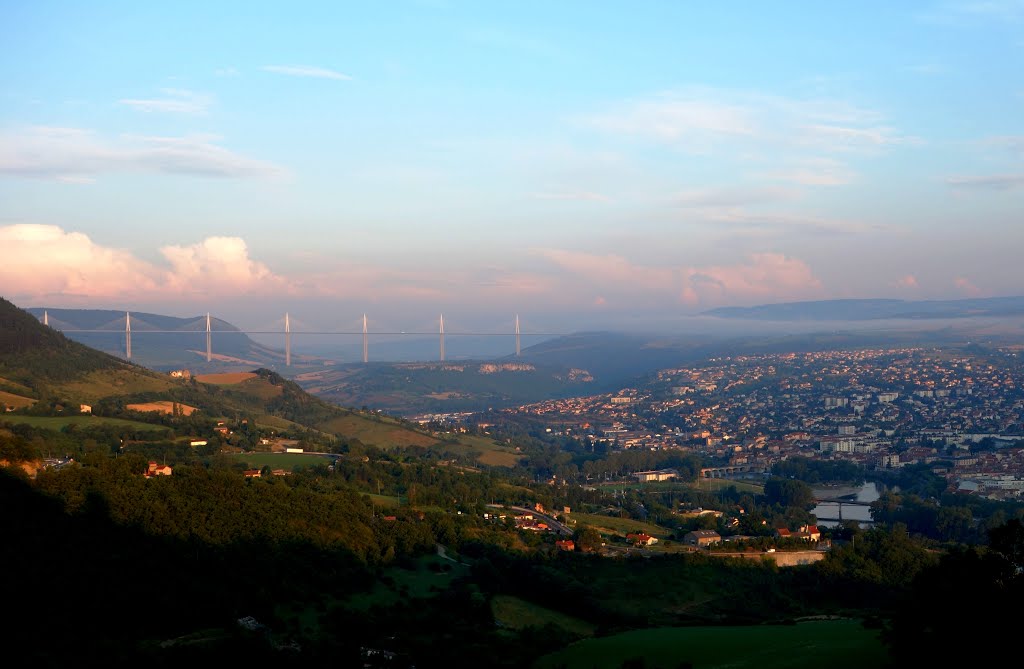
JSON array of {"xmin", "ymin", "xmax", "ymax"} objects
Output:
[
  {"xmin": 1, "ymin": 415, "xmax": 170, "ymax": 432},
  {"xmin": 565, "ymin": 511, "xmax": 672, "ymax": 539},
  {"xmin": 319, "ymin": 414, "xmax": 440, "ymax": 448},
  {"xmin": 365, "ymin": 493, "xmax": 402, "ymax": 508},
  {"xmin": 534, "ymin": 619, "xmax": 889, "ymax": 669},
  {"xmin": 491, "ymin": 595, "xmax": 596, "ymax": 637},
  {"xmin": 58, "ymin": 369, "xmax": 177, "ymax": 402},
  {"xmin": 600, "ymin": 478, "xmax": 764, "ymax": 495},
  {"xmin": 344, "ymin": 552, "xmax": 470, "ymax": 610},
  {"xmin": 229, "ymin": 452, "xmax": 338, "ymax": 471}
]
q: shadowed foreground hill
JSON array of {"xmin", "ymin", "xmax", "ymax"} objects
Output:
[{"xmin": 1, "ymin": 296, "xmax": 131, "ymax": 383}]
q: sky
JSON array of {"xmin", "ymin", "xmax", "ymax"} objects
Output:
[{"xmin": 1, "ymin": 1, "xmax": 1023, "ymax": 335}]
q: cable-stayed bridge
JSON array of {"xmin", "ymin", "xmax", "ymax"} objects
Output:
[{"xmin": 37, "ymin": 310, "xmax": 563, "ymax": 365}]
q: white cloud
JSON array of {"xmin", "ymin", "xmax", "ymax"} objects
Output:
[
  {"xmin": 674, "ymin": 186, "xmax": 799, "ymax": 207},
  {"xmin": 262, "ymin": 65, "xmax": 352, "ymax": 80},
  {"xmin": 947, "ymin": 174, "xmax": 1024, "ymax": 190},
  {"xmin": 0, "ymin": 225, "xmax": 292, "ymax": 301},
  {"xmin": 160, "ymin": 237, "xmax": 292, "ymax": 296},
  {"xmin": 119, "ymin": 88, "xmax": 211, "ymax": 114},
  {"xmin": 0, "ymin": 126, "xmax": 284, "ymax": 181},
  {"xmin": 763, "ymin": 158, "xmax": 855, "ymax": 186},
  {"xmin": 533, "ymin": 191, "xmax": 612, "ymax": 202},
  {"xmin": 583, "ymin": 88, "xmax": 914, "ymax": 155}
]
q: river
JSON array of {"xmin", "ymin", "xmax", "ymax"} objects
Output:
[{"xmin": 811, "ymin": 482, "xmax": 882, "ymax": 528}]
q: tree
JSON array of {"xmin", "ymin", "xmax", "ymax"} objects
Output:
[
  {"xmin": 762, "ymin": 478, "xmax": 814, "ymax": 509},
  {"xmin": 574, "ymin": 525, "xmax": 602, "ymax": 553}
]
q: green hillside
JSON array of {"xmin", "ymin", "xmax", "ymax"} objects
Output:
[{"xmin": 0, "ymin": 297, "xmax": 515, "ymax": 467}]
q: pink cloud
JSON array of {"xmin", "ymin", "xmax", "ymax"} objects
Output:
[
  {"xmin": 0, "ymin": 224, "xmax": 161, "ymax": 299},
  {"xmin": 895, "ymin": 274, "xmax": 919, "ymax": 289},
  {"xmin": 954, "ymin": 276, "xmax": 981, "ymax": 296},
  {"xmin": 679, "ymin": 253, "xmax": 823, "ymax": 306},
  {"xmin": 0, "ymin": 224, "xmax": 292, "ymax": 302},
  {"xmin": 536, "ymin": 248, "xmax": 823, "ymax": 308}
]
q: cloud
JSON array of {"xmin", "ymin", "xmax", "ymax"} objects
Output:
[
  {"xmin": 262, "ymin": 65, "xmax": 352, "ymax": 80},
  {"xmin": 894, "ymin": 274, "xmax": 919, "ymax": 289},
  {"xmin": 698, "ymin": 210, "xmax": 876, "ymax": 235},
  {"xmin": 982, "ymin": 135, "xmax": 1024, "ymax": 155},
  {"xmin": 582, "ymin": 88, "xmax": 913, "ymax": 154},
  {"xmin": 160, "ymin": 237, "xmax": 293, "ymax": 296},
  {"xmin": 535, "ymin": 248, "xmax": 823, "ymax": 308},
  {"xmin": 533, "ymin": 191, "xmax": 612, "ymax": 202},
  {"xmin": 674, "ymin": 186, "xmax": 799, "ymax": 207},
  {"xmin": 763, "ymin": 158, "xmax": 855, "ymax": 186},
  {"xmin": 119, "ymin": 88, "xmax": 211, "ymax": 114},
  {"xmin": 0, "ymin": 126, "xmax": 284, "ymax": 181},
  {"xmin": 0, "ymin": 224, "xmax": 161, "ymax": 299},
  {"xmin": 946, "ymin": 174, "xmax": 1024, "ymax": 190},
  {"xmin": 954, "ymin": 276, "xmax": 982, "ymax": 296},
  {"xmin": 679, "ymin": 253, "xmax": 823, "ymax": 306},
  {"xmin": 585, "ymin": 94, "xmax": 755, "ymax": 146},
  {"xmin": 798, "ymin": 124, "xmax": 913, "ymax": 149},
  {"xmin": 0, "ymin": 225, "xmax": 292, "ymax": 301}
]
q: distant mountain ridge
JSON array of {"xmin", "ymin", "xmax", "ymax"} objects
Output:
[
  {"xmin": 24, "ymin": 306, "xmax": 296, "ymax": 373},
  {"xmin": 702, "ymin": 296, "xmax": 1024, "ymax": 321}
]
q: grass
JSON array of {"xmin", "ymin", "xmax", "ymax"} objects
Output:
[
  {"xmin": 231, "ymin": 376, "xmax": 284, "ymax": 400},
  {"xmin": 1, "ymin": 415, "xmax": 170, "ymax": 432},
  {"xmin": 319, "ymin": 414, "xmax": 440, "ymax": 449},
  {"xmin": 344, "ymin": 553, "xmax": 469, "ymax": 611},
  {"xmin": 0, "ymin": 390, "xmax": 36, "ymax": 409},
  {"xmin": 58, "ymin": 369, "xmax": 176, "ymax": 402},
  {"xmin": 565, "ymin": 511, "xmax": 672, "ymax": 539},
  {"xmin": 228, "ymin": 452, "xmax": 338, "ymax": 471},
  {"xmin": 364, "ymin": 493, "xmax": 402, "ymax": 508},
  {"xmin": 599, "ymin": 478, "xmax": 764, "ymax": 495},
  {"xmin": 533, "ymin": 619, "xmax": 889, "ymax": 669},
  {"xmin": 491, "ymin": 595, "xmax": 596, "ymax": 637},
  {"xmin": 254, "ymin": 414, "xmax": 303, "ymax": 431},
  {"xmin": 194, "ymin": 372, "xmax": 258, "ymax": 384},
  {"xmin": 125, "ymin": 400, "xmax": 198, "ymax": 416},
  {"xmin": 0, "ymin": 376, "xmax": 35, "ymax": 396}
]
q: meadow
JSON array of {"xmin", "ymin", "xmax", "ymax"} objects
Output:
[
  {"xmin": 533, "ymin": 619, "xmax": 889, "ymax": 669},
  {"xmin": 3, "ymin": 415, "xmax": 171, "ymax": 432}
]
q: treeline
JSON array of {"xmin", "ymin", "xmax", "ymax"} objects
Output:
[{"xmin": 772, "ymin": 456, "xmax": 865, "ymax": 485}]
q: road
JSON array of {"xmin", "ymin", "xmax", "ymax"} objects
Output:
[{"xmin": 487, "ymin": 503, "xmax": 574, "ymax": 536}]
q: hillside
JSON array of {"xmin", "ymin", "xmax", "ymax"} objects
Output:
[
  {"xmin": 23, "ymin": 306, "xmax": 333, "ymax": 375},
  {"xmin": 1, "ymin": 297, "xmax": 519, "ymax": 467},
  {"xmin": 702, "ymin": 296, "xmax": 1024, "ymax": 321}
]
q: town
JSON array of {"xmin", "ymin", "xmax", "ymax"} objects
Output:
[{"xmin": 439, "ymin": 346, "xmax": 1024, "ymax": 500}]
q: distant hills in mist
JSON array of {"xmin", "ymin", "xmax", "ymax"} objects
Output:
[
  {"xmin": 702, "ymin": 296, "xmax": 1024, "ymax": 321},
  {"xmin": 17, "ymin": 297, "xmax": 1024, "ymax": 417}
]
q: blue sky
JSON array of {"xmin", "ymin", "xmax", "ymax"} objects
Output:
[{"xmin": 1, "ymin": 1, "xmax": 1022, "ymax": 333}]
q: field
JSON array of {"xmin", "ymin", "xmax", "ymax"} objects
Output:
[
  {"xmin": 319, "ymin": 414, "xmax": 440, "ymax": 449},
  {"xmin": 0, "ymin": 390, "xmax": 36, "ymax": 409},
  {"xmin": 364, "ymin": 493, "xmax": 402, "ymax": 508},
  {"xmin": 599, "ymin": 478, "xmax": 764, "ymax": 495},
  {"xmin": 195, "ymin": 372, "xmax": 258, "ymax": 384},
  {"xmin": 491, "ymin": 595, "xmax": 596, "ymax": 637},
  {"xmin": 59, "ymin": 369, "xmax": 176, "ymax": 402},
  {"xmin": 229, "ymin": 452, "xmax": 338, "ymax": 471},
  {"xmin": 126, "ymin": 400, "xmax": 198, "ymax": 416},
  {"xmin": 0, "ymin": 415, "xmax": 170, "ymax": 432},
  {"xmin": 343, "ymin": 551, "xmax": 470, "ymax": 611},
  {"xmin": 534, "ymin": 619, "xmax": 889, "ymax": 669},
  {"xmin": 565, "ymin": 511, "xmax": 672, "ymax": 539}
]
